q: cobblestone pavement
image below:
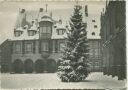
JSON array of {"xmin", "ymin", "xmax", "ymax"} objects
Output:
[{"xmin": 0, "ymin": 72, "xmax": 126, "ymax": 89}]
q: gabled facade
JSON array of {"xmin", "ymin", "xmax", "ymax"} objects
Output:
[
  {"xmin": 6, "ymin": 8, "xmax": 68, "ymax": 73},
  {"xmin": 0, "ymin": 5, "xmax": 102, "ymax": 73}
]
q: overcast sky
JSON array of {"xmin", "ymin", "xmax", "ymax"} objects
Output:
[{"xmin": 0, "ymin": 1, "xmax": 105, "ymax": 44}]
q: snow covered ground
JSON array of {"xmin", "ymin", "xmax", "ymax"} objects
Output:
[{"xmin": 0, "ymin": 72, "xmax": 126, "ymax": 90}]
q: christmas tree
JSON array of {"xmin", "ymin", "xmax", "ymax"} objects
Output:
[{"xmin": 57, "ymin": 4, "xmax": 89, "ymax": 82}]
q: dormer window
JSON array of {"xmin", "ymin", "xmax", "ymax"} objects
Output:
[
  {"xmin": 28, "ymin": 30, "xmax": 36, "ymax": 36},
  {"xmin": 14, "ymin": 31, "xmax": 23, "ymax": 37},
  {"xmin": 57, "ymin": 29, "xmax": 65, "ymax": 35}
]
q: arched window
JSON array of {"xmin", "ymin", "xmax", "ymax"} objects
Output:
[
  {"xmin": 13, "ymin": 59, "xmax": 23, "ymax": 73},
  {"xmin": 24, "ymin": 59, "xmax": 33, "ymax": 73},
  {"xmin": 35, "ymin": 59, "xmax": 45, "ymax": 73}
]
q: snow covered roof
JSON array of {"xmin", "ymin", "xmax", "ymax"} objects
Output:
[
  {"xmin": 14, "ymin": 27, "xmax": 24, "ymax": 32},
  {"xmin": 39, "ymin": 17, "xmax": 54, "ymax": 23},
  {"xmin": 10, "ymin": 8, "xmax": 101, "ymax": 41},
  {"xmin": 28, "ymin": 24, "xmax": 38, "ymax": 31},
  {"xmin": 10, "ymin": 17, "xmax": 68, "ymax": 41},
  {"xmin": 55, "ymin": 22, "xmax": 66, "ymax": 29},
  {"xmin": 10, "ymin": 28, "xmax": 39, "ymax": 41},
  {"xmin": 38, "ymin": 11, "xmax": 54, "ymax": 23},
  {"xmin": 51, "ymin": 23, "xmax": 68, "ymax": 39},
  {"xmin": 10, "ymin": 8, "xmax": 68, "ymax": 41}
]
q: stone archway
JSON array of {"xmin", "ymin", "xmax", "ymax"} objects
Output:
[
  {"xmin": 35, "ymin": 59, "xmax": 45, "ymax": 73},
  {"xmin": 13, "ymin": 59, "xmax": 23, "ymax": 73},
  {"xmin": 46, "ymin": 59, "xmax": 57, "ymax": 73},
  {"xmin": 24, "ymin": 59, "xmax": 34, "ymax": 73}
]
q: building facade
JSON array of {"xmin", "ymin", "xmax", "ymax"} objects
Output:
[
  {"xmin": 0, "ymin": 5, "xmax": 102, "ymax": 73},
  {"xmin": 88, "ymin": 39, "xmax": 101, "ymax": 72},
  {"xmin": 0, "ymin": 8, "xmax": 68, "ymax": 73},
  {"xmin": 84, "ymin": 5, "xmax": 102, "ymax": 72},
  {"xmin": 100, "ymin": 1, "xmax": 126, "ymax": 80},
  {"xmin": 0, "ymin": 40, "xmax": 12, "ymax": 73}
]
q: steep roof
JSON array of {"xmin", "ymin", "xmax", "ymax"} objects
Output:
[{"xmin": 10, "ymin": 9, "xmax": 68, "ymax": 41}]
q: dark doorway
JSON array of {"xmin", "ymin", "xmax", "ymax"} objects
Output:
[
  {"xmin": 13, "ymin": 59, "xmax": 23, "ymax": 73},
  {"xmin": 46, "ymin": 59, "xmax": 57, "ymax": 73},
  {"xmin": 35, "ymin": 59, "xmax": 45, "ymax": 73},
  {"xmin": 24, "ymin": 59, "xmax": 34, "ymax": 73}
]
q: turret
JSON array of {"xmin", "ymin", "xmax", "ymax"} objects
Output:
[{"xmin": 38, "ymin": 5, "xmax": 54, "ymax": 39}]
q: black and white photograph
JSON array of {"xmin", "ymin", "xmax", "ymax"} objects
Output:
[{"xmin": 0, "ymin": 0, "xmax": 126, "ymax": 90}]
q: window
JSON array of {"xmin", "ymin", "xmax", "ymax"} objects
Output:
[
  {"xmin": 59, "ymin": 42, "xmax": 65, "ymax": 52},
  {"xmin": 41, "ymin": 42, "xmax": 49, "ymax": 51},
  {"xmin": 57, "ymin": 29, "xmax": 65, "ymax": 35},
  {"xmin": 94, "ymin": 25, "xmax": 97, "ymax": 28},
  {"xmin": 47, "ymin": 27, "xmax": 51, "ymax": 33},
  {"xmin": 92, "ymin": 32, "xmax": 95, "ymax": 35},
  {"xmin": 15, "ymin": 43, "xmax": 21, "ymax": 53},
  {"xmin": 40, "ymin": 26, "xmax": 51, "ymax": 34},
  {"xmin": 95, "ymin": 49, "xmax": 98, "ymax": 56},
  {"xmin": 28, "ymin": 31, "xmax": 35, "ymax": 36},
  {"xmin": 25, "ymin": 43, "xmax": 33, "ymax": 53},
  {"xmin": 15, "ymin": 32, "xmax": 22, "ymax": 37},
  {"xmin": 42, "ymin": 27, "xmax": 47, "ymax": 33},
  {"xmin": 92, "ymin": 20, "xmax": 96, "ymax": 22}
]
